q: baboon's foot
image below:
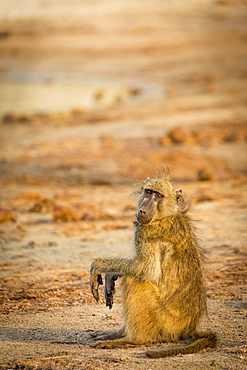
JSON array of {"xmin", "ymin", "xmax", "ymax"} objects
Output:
[{"xmin": 90, "ymin": 327, "xmax": 125, "ymax": 341}]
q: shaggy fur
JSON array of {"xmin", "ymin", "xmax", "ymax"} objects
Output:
[{"xmin": 90, "ymin": 176, "xmax": 216, "ymax": 358}]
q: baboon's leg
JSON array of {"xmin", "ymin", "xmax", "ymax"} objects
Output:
[
  {"xmin": 105, "ymin": 273, "xmax": 122, "ymax": 309},
  {"xmin": 91, "ymin": 337, "xmax": 149, "ymax": 349},
  {"xmin": 90, "ymin": 325, "xmax": 125, "ymax": 341},
  {"xmin": 120, "ymin": 276, "xmax": 163, "ymax": 342}
]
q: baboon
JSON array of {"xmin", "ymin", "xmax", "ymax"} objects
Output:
[{"xmin": 90, "ymin": 176, "xmax": 216, "ymax": 358}]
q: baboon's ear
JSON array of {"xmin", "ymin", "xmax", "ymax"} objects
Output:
[
  {"xmin": 175, "ymin": 189, "xmax": 187, "ymax": 212},
  {"xmin": 175, "ymin": 189, "xmax": 183, "ymax": 199}
]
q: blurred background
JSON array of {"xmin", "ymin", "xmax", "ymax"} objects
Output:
[{"xmin": 0, "ymin": 0, "xmax": 246, "ymax": 186}]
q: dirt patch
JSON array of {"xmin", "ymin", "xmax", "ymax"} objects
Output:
[{"xmin": 161, "ymin": 122, "xmax": 247, "ymax": 146}]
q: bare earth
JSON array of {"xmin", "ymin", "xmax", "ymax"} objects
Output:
[{"xmin": 0, "ymin": 1, "xmax": 247, "ymax": 369}]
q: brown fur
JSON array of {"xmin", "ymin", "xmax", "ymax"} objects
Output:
[{"xmin": 90, "ymin": 176, "xmax": 216, "ymax": 358}]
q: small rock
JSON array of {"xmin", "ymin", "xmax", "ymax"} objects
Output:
[
  {"xmin": 53, "ymin": 206, "xmax": 81, "ymax": 222},
  {"xmin": 198, "ymin": 169, "xmax": 214, "ymax": 181},
  {"xmin": 0, "ymin": 208, "xmax": 17, "ymax": 223}
]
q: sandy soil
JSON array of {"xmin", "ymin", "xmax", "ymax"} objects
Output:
[{"xmin": 0, "ymin": 1, "xmax": 247, "ymax": 369}]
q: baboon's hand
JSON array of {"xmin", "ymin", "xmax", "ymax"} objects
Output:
[
  {"xmin": 90, "ymin": 273, "xmax": 103, "ymax": 302},
  {"xmin": 90, "ymin": 261, "xmax": 103, "ymax": 302},
  {"xmin": 105, "ymin": 274, "xmax": 120, "ymax": 309}
]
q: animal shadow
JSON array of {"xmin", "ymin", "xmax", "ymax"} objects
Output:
[{"xmin": 0, "ymin": 326, "xmax": 92, "ymax": 345}]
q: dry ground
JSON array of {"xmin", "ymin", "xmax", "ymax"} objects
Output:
[{"xmin": 0, "ymin": 1, "xmax": 247, "ymax": 369}]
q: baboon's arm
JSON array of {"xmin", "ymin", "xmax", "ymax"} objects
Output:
[
  {"xmin": 90, "ymin": 258, "xmax": 133, "ymax": 302},
  {"xmin": 91, "ymin": 257, "xmax": 133, "ymax": 276}
]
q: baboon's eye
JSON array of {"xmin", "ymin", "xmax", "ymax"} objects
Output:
[
  {"xmin": 145, "ymin": 189, "xmax": 153, "ymax": 195},
  {"xmin": 156, "ymin": 192, "xmax": 164, "ymax": 198}
]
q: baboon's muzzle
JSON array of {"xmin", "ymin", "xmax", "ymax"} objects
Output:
[{"xmin": 136, "ymin": 195, "xmax": 155, "ymax": 224}]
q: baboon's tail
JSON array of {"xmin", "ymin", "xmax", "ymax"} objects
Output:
[{"xmin": 146, "ymin": 332, "xmax": 217, "ymax": 359}]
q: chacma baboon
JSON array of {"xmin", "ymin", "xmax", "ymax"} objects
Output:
[{"xmin": 90, "ymin": 176, "xmax": 217, "ymax": 358}]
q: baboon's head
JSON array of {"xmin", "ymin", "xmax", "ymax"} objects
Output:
[{"xmin": 136, "ymin": 177, "xmax": 186, "ymax": 224}]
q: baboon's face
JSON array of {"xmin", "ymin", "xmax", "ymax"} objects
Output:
[
  {"xmin": 136, "ymin": 188, "xmax": 164, "ymax": 224},
  {"xmin": 136, "ymin": 178, "xmax": 182, "ymax": 224}
]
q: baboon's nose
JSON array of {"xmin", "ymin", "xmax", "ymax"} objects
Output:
[{"xmin": 137, "ymin": 208, "xmax": 152, "ymax": 224}]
